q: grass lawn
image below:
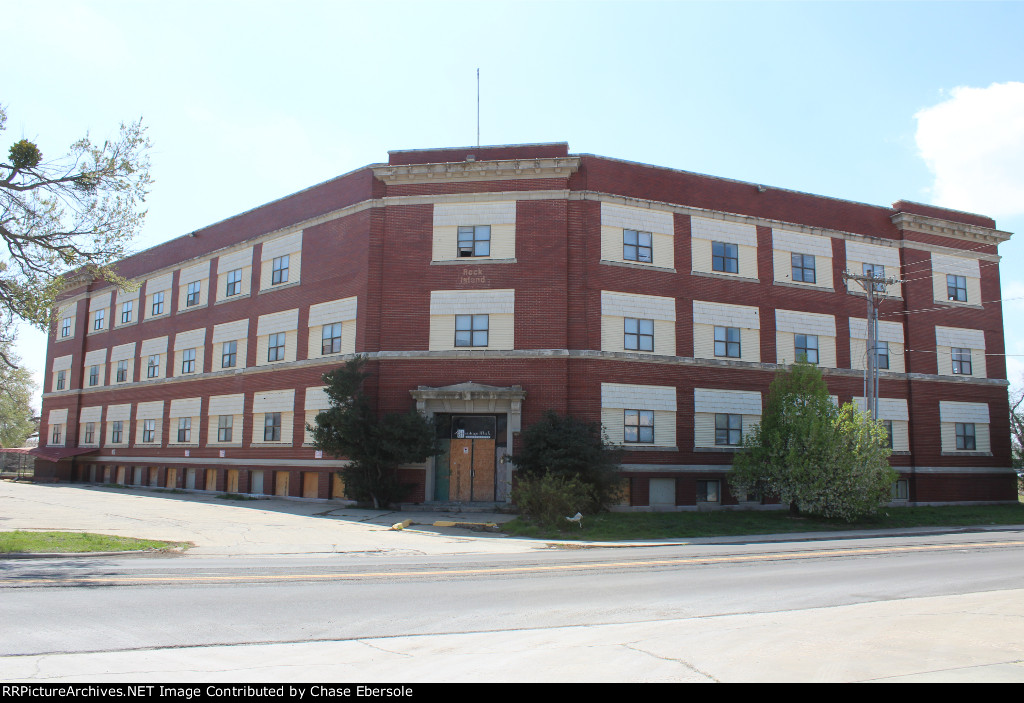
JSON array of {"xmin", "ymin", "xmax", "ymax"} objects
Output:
[
  {"xmin": 0, "ymin": 531, "xmax": 184, "ymax": 554},
  {"xmin": 502, "ymin": 503, "xmax": 1024, "ymax": 540}
]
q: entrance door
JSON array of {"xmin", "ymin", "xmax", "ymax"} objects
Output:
[
  {"xmin": 446, "ymin": 416, "xmax": 497, "ymax": 502},
  {"xmin": 302, "ymin": 472, "xmax": 319, "ymax": 498},
  {"xmin": 275, "ymin": 471, "xmax": 289, "ymax": 496},
  {"xmin": 227, "ymin": 470, "xmax": 239, "ymax": 493}
]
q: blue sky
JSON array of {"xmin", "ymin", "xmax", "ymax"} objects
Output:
[{"xmin": 6, "ymin": 0, "xmax": 1024, "ymax": 408}]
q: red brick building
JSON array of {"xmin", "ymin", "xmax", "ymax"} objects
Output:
[{"xmin": 35, "ymin": 142, "xmax": 1018, "ymax": 507}]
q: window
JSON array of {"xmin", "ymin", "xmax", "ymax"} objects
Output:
[
  {"xmin": 264, "ymin": 412, "xmax": 282, "ymax": 441},
  {"xmin": 863, "ymin": 263, "xmax": 886, "ymax": 292},
  {"xmin": 322, "ymin": 323, "xmax": 342, "ymax": 355},
  {"xmin": 267, "ymin": 333, "xmax": 286, "ymax": 362},
  {"xmin": 51, "ymin": 425, "xmax": 62, "ymax": 444},
  {"xmin": 947, "ymin": 274, "xmax": 967, "ymax": 302},
  {"xmin": 152, "ymin": 291, "xmax": 164, "ymax": 316},
  {"xmin": 222, "ymin": 340, "xmax": 237, "ymax": 368},
  {"xmin": 147, "ymin": 355, "xmax": 160, "ymax": 378},
  {"xmin": 111, "ymin": 421, "xmax": 123, "ymax": 444},
  {"xmin": 116, "ymin": 360, "xmax": 128, "ymax": 383},
  {"xmin": 795, "ymin": 334, "xmax": 819, "ymax": 364},
  {"xmin": 121, "ymin": 301, "xmax": 133, "ymax": 324},
  {"xmin": 88, "ymin": 365, "xmax": 99, "ymax": 387},
  {"xmin": 455, "ymin": 315, "xmax": 488, "ymax": 347},
  {"xmin": 271, "ymin": 255, "xmax": 289, "ymax": 285},
  {"xmin": 715, "ymin": 414, "xmax": 742, "ymax": 446},
  {"xmin": 791, "ymin": 253, "xmax": 816, "ymax": 283},
  {"xmin": 84, "ymin": 423, "xmax": 95, "ymax": 444},
  {"xmin": 951, "ymin": 348, "xmax": 973, "ymax": 375},
  {"xmin": 186, "ymin": 281, "xmax": 201, "ymax": 307},
  {"xmin": 93, "ymin": 310, "xmax": 105, "ymax": 330},
  {"xmin": 697, "ymin": 479, "xmax": 721, "ymax": 503},
  {"xmin": 181, "ymin": 348, "xmax": 196, "ymax": 374},
  {"xmin": 955, "ymin": 423, "xmax": 976, "ymax": 450},
  {"xmin": 218, "ymin": 415, "xmax": 233, "ymax": 442},
  {"xmin": 457, "ymin": 225, "xmax": 491, "ymax": 257},
  {"xmin": 56, "ymin": 370, "xmax": 66, "ymax": 390},
  {"xmin": 714, "ymin": 326, "xmax": 741, "ymax": 358},
  {"xmin": 623, "ymin": 229, "xmax": 652, "ymax": 263},
  {"xmin": 225, "ymin": 268, "xmax": 242, "ymax": 296},
  {"xmin": 892, "ymin": 479, "xmax": 909, "ymax": 501},
  {"xmin": 873, "ymin": 341, "xmax": 890, "ymax": 370},
  {"xmin": 61, "ymin": 317, "xmax": 71, "ymax": 337},
  {"xmin": 623, "ymin": 410, "xmax": 654, "ymax": 443},
  {"xmin": 143, "ymin": 419, "xmax": 155, "ymax": 443},
  {"xmin": 882, "ymin": 420, "xmax": 894, "ymax": 449},
  {"xmin": 712, "ymin": 241, "xmax": 739, "ymax": 273},
  {"xmin": 624, "ymin": 318, "xmax": 654, "ymax": 352},
  {"xmin": 177, "ymin": 417, "xmax": 191, "ymax": 443}
]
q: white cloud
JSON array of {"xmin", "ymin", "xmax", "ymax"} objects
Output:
[{"xmin": 915, "ymin": 82, "xmax": 1024, "ymax": 218}]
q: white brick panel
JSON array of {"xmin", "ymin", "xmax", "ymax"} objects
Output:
[
  {"xmin": 253, "ymin": 389, "xmax": 296, "ymax": 413},
  {"xmin": 261, "ymin": 231, "xmax": 303, "ymax": 260},
  {"xmin": 772, "ymin": 229, "xmax": 833, "ymax": 257},
  {"xmin": 305, "ymin": 386, "xmax": 330, "ymax": 411},
  {"xmin": 79, "ymin": 406, "xmax": 103, "ymax": 423},
  {"xmin": 690, "ymin": 216, "xmax": 757, "ymax": 246},
  {"xmin": 849, "ymin": 318, "xmax": 904, "ymax": 343},
  {"xmin": 433, "ymin": 201, "xmax": 516, "ymax": 226},
  {"xmin": 84, "ymin": 348, "xmax": 108, "ymax": 366},
  {"xmin": 89, "ymin": 292, "xmax": 112, "ymax": 312},
  {"xmin": 935, "ymin": 326, "xmax": 986, "ymax": 349},
  {"xmin": 136, "ymin": 401, "xmax": 164, "ymax": 420},
  {"xmin": 601, "ymin": 202, "xmax": 674, "ymax": 234},
  {"xmin": 693, "ymin": 301, "xmax": 760, "ymax": 329},
  {"xmin": 601, "ymin": 383, "xmax": 677, "ymax": 412},
  {"xmin": 308, "ymin": 297, "xmax": 358, "ymax": 327},
  {"xmin": 600, "ymin": 291, "xmax": 676, "ymax": 321},
  {"xmin": 106, "ymin": 404, "xmax": 131, "ymax": 422},
  {"xmin": 173, "ymin": 328, "xmax": 207, "ymax": 351},
  {"xmin": 110, "ymin": 343, "xmax": 136, "ymax": 362},
  {"xmin": 140, "ymin": 336, "xmax": 169, "ymax": 356},
  {"xmin": 48, "ymin": 408, "xmax": 68, "ymax": 425},
  {"xmin": 146, "ymin": 272, "xmax": 173, "ymax": 292},
  {"xmin": 939, "ymin": 401, "xmax": 990, "ymax": 424},
  {"xmin": 257, "ymin": 309, "xmax": 300, "ymax": 336},
  {"xmin": 694, "ymin": 388, "xmax": 762, "ymax": 415},
  {"xmin": 170, "ymin": 397, "xmax": 202, "ymax": 417},
  {"xmin": 179, "ymin": 260, "xmax": 210, "ymax": 283},
  {"xmin": 208, "ymin": 394, "xmax": 245, "ymax": 416},
  {"xmin": 430, "ymin": 289, "xmax": 515, "ymax": 315},
  {"xmin": 218, "ymin": 247, "xmax": 254, "ymax": 271},
  {"xmin": 853, "ymin": 397, "xmax": 910, "ymax": 421},
  {"xmin": 775, "ymin": 310, "xmax": 836, "ymax": 336},
  {"xmin": 932, "ymin": 253, "xmax": 981, "ymax": 277},
  {"xmin": 845, "ymin": 241, "xmax": 901, "ymax": 268},
  {"xmin": 213, "ymin": 319, "xmax": 249, "ymax": 343},
  {"xmin": 52, "ymin": 355, "xmax": 73, "ymax": 372}
]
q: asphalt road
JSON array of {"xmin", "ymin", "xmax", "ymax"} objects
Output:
[{"xmin": 2, "ymin": 482, "xmax": 1023, "ymax": 682}]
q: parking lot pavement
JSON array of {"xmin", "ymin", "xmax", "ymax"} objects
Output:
[{"xmin": 0, "ymin": 481, "xmax": 539, "ymax": 557}]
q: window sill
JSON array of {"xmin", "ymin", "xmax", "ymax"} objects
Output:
[
  {"xmin": 690, "ymin": 270, "xmax": 760, "ymax": 284},
  {"xmin": 772, "ymin": 279, "xmax": 834, "ymax": 292},
  {"xmin": 177, "ymin": 302, "xmax": 209, "ymax": 315},
  {"xmin": 215, "ymin": 292, "xmax": 253, "ymax": 306},
  {"xmin": 600, "ymin": 259, "xmax": 676, "ymax": 274},
  {"xmin": 144, "ymin": 313, "xmax": 171, "ymax": 323},
  {"xmin": 617, "ymin": 445, "xmax": 679, "ymax": 452},
  {"xmin": 114, "ymin": 321, "xmax": 138, "ymax": 330},
  {"xmin": 431, "ymin": 258, "xmax": 518, "ymax": 266},
  {"xmin": 258, "ymin": 280, "xmax": 301, "ymax": 295},
  {"xmin": 694, "ymin": 446, "xmax": 744, "ymax": 453},
  {"xmin": 940, "ymin": 451, "xmax": 993, "ymax": 457},
  {"xmin": 933, "ymin": 299, "xmax": 983, "ymax": 309}
]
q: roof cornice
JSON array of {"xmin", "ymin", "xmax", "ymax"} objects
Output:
[
  {"xmin": 372, "ymin": 157, "xmax": 580, "ymax": 185},
  {"xmin": 891, "ymin": 212, "xmax": 1012, "ymax": 245}
]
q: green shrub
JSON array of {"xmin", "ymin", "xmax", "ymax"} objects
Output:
[{"xmin": 512, "ymin": 473, "xmax": 596, "ymax": 530}]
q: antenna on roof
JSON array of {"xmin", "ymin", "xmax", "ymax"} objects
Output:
[{"xmin": 476, "ymin": 68, "xmax": 480, "ymax": 147}]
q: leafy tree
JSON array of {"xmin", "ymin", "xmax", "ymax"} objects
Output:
[
  {"xmin": 308, "ymin": 357, "xmax": 437, "ymax": 509},
  {"xmin": 730, "ymin": 360, "xmax": 897, "ymax": 522},
  {"xmin": 0, "ymin": 104, "xmax": 151, "ymax": 367},
  {"xmin": 511, "ymin": 410, "xmax": 624, "ymax": 514},
  {"xmin": 1009, "ymin": 388, "xmax": 1024, "ymax": 470},
  {"xmin": 0, "ymin": 346, "xmax": 36, "ymax": 447}
]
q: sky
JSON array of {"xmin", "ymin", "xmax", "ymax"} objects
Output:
[{"xmin": 5, "ymin": 0, "xmax": 1024, "ymax": 411}]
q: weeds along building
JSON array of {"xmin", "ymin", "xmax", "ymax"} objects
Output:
[{"xmin": 35, "ymin": 142, "xmax": 1018, "ymax": 507}]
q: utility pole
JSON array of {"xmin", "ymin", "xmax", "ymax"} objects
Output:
[{"xmin": 842, "ymin": 269, "xmax": 901, "ymax": 421}]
